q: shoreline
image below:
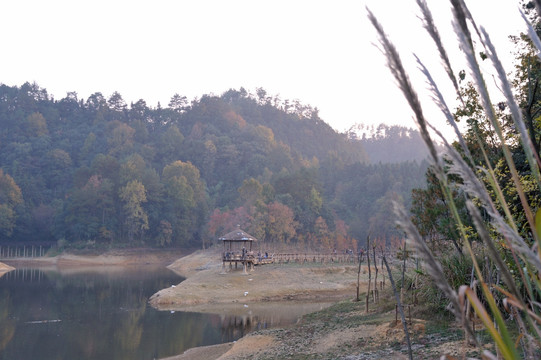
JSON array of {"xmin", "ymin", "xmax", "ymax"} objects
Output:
[
  {"xmin": 0, "ymin": 247, "xmax": 185, "ymax": 268},
  {"xmin": 149, "ymin": 248, "xmax": 365, "ymax": 313},
  {"xmin": 149, "ymin": 248, "xmax": 370, "ymax": 360},
  {"xmin": 2, "ymin": 247, "xmax": 464, "ymax": 358}
]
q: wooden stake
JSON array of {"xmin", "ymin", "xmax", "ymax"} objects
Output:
[
  {"xmin": 366, "ymin": 236, "xmax": 371, "ymax": 313},
  {"xmin": 383, "ymin": 255, "xmax": 413, "ymax": 360}
]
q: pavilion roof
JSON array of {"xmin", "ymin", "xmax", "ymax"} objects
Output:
[{"xmin": 219, "ymin": 227, "xmax": 258, "ymax": 242}]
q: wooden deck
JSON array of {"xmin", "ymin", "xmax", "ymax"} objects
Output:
[
  {"xmin": 221, "ymin": 251, "xmax": 362, "ymax": 273},
  {"xmin": 222, "ymin": 251, "xmax": 274, "ymax": 266}
]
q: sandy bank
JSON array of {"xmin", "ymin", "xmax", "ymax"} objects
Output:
[
  {"xmin": 163, "ymin": 335, "xmax": 276, "ymax": 360},
  {"xmin": 150, "ymin": 248, "xmax": 366, "ymax": 313},
  {"xmin": 0, "ymin": 261, "xmax": 15, "ymax": 275},
  {"xmin": 161, "ymin": 342, "xmax": 234, "ymax": 360},
  {"xmin": 0, "ymin": 261, "xmax": 14, "ymax": 270}
]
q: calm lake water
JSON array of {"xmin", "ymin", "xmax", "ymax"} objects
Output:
[{"xmin": 0, "ymin": 265, "xmax": 326, "ymax": 360}]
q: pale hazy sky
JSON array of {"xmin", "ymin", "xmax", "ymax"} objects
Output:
[{"xmin": 0, "ymin": 1, "xmax": 528, "ymax": 137}]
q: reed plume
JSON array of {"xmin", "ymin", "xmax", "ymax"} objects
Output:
[{"xmin": 369, "ymin": 1, "xmax": 541, "ymax": 357}]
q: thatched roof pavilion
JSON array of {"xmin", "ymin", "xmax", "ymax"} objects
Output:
[
  {"xmin": 219, "ymin": 225, "xmax": 258, "ymax": 252},
  {"xmin": 220, "ymin": 225, "xmax": 259, "ymax": 273}
]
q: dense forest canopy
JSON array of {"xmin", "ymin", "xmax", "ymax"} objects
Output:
[{"xmin": 0, "ymin": 83, "xmax": 427, "ymax": 249}]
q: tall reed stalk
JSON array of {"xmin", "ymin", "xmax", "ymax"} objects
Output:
[{"xmin": 369, "ymin": 1, "xmax": 541, "ymax": 358}]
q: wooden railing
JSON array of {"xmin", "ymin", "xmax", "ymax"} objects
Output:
[
  {"xmin": 271, "ymin": 253, "xmax": 361, "ymax": 264},
  {"xmin": 0, "ymin": 244, "xmax": 51, "ymax": 259}
]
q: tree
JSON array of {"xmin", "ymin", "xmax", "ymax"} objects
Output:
[
  {"xmin": 108, "ymin": 91, "xmax": 127, "ymax": 112},
  {"xmin": 334, "ymin": 219, "xmax": 356, "ymax": 251},
  {"xmin": 107, "ymin": 122, "xmax": 135, "ymax": 156},
  {"xmin": 130, "ymin": 99, "xmax": 149, "ymax": 122},
  {"xmin": 207, "ymin": 208, "xmax": 234, "ymax": 238},
  {"xmin": 63, "ymin": 175, "xmax": 115, "ymax": 243},
  {"xmin": 119, "ymin": 154, "xmax": 147, "ymax": 185},
  {"xmin": 119, "ymin": 180, "xmax": 148, "ymax": 243},
  {"xmin": 410, "ymin": 167, "xmax": 466, "ymax": 254},
  {"xmin": 368, "ymin": 190, "xmax": 403, "ymax": 245},
  {"xmin": 155, "ymin": 220, "xmax": 173, "ymax": 246},
  {"xmin": 86, "ymin": 92, "xmax": 107, "ymax": 112},
  {"xmin": 162, "ymin": 161, "xmax": 207, "ymax": 245},
  {"xmin": 263, "ymin": 202, "xmax": 297, "ymax": 243},
  {"xmin": 23, "ymin": 112, "xmax": 48, "ymax": 137},
  {"xmin": 156, "ymin": 125, "xmax": 184, "ymax": 167},
  {"xmin": 313, "ymin": 216, "xmax": 332, "ymax": 250},
  {"xmin": 91, "ymin": 154, "xmax": 121, "ymax": 183},
  {"xmin": 81, "ymin": 132, "xmax": 97, "ymax": 161},
  {"xmin": 0, "ymin": 205, "xmax": 17, "ymax": 238},
  {"xmin": 168, "ymin": 93, "xmax": 188, "ymax": 112},
  {"xmin": 0, "ymin": 170, "xmax": 23, "ymax": 238},
  {"xmin": 44, "ymin": 148, "xmax": 72, "ymax": 193},
  {"xmin": 238, "ymin": 178, "xmax": 264, "ymax": 209}
]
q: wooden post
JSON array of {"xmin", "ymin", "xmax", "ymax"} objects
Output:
[
  {"xmin": 401, "ymin": 242, "xmax": 406, "ymax": 304},
  {"xmin": 356, "ymin": 249, "xmax": 363, "ymax": 302},
  {"xmin": 365, "ymin": 236, "xmax": 371, "ymax": 313},
  {"xmin": 383, "ymin": 256, "xmax": 413, "ymax": 360},
  {"xmin": 373, "ymin": 245, "xmax": 378, "ymax": 303},
  {"xmin": 381, "ymin": 255, "xmax": 385, "ymax": 288}
]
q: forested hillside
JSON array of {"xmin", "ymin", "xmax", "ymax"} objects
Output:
[{"xmin": 0, "ymin": 83, "xmax": 426, "ymax": 249}]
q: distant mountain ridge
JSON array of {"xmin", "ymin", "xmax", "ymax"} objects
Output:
[{"xmin": 348, "ymin": 123, "xmax": 431, "ymax": 163}]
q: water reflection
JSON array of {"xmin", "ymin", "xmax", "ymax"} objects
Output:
[{"xmin": 0, "ymin": 266, "xmax": 325, "ymax": 360}]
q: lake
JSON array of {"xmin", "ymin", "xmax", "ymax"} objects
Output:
[{"xmin": 0, "ymin": 265, "xmax": 327, "ymax": 360}]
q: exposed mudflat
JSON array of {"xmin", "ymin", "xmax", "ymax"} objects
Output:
[{"xmin": 149, "ymin": 248, "xmax": 366, "ymax": 312}]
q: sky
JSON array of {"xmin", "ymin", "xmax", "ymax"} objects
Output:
[{"xmin": 0, "ymin": 1, "xmax": 529, "ymax": 139}]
